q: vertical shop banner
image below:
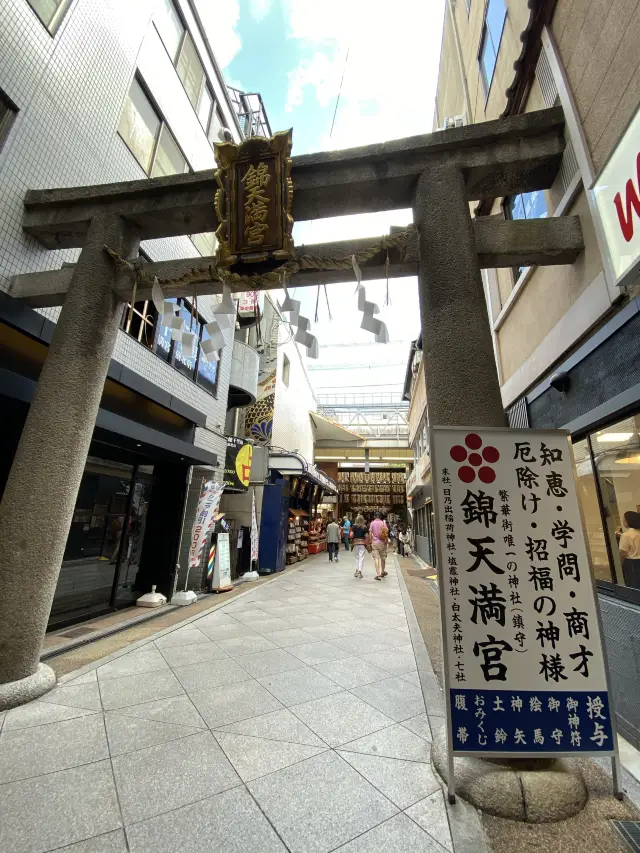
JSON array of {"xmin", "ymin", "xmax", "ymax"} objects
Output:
[
  {"xmin": 251, "ymin": 489, "xmax": 259, "ymax": 565},
  {"xmin": 189, "ymin": 480, "xmax": 224, "ymax": 569},
  {"xmin": 212, "ymin": 532, "xmax": 232, "ymax": 591},
  {"xmin": 431, "ymin": 427, "xmax": 615, "ymax": 758},
  {"xmin": 224, "ymin": 437, "xmax": 253, "ymax": 492}
]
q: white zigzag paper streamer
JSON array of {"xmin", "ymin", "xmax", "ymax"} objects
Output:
[{"xmin": 352, "ymin": 254, "xmax": 388, "ymax": 344}]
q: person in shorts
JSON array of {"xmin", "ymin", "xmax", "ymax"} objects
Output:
[{"xmin": 369, "ymin": 512, "xmax": 388, "ymax": 580}]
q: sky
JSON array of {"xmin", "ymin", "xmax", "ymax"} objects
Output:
[{"xmin": 198, "ymin": 0, "xmax": 446, "ymax": 399}]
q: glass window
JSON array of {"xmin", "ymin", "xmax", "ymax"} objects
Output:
[
  {"xmin": 592, "ymin": 417, "xmax": 640, "ymax": 589},
  {"xmin": 197, "ymin": 324, "xmax": 220, "ymax": 395},
  {"xmin": 173, "ymin": 302, "xmax": 201, "ymax": 380},
  {"xmin": 478, "ymin": 0, "xmax": 507, "ymax": 96},
  {"xmin": 122, "ymin": 300, "xmax": 158, "ymax": 349},
  {"xmin": 505, "ymin": 190, "xmax": 548, "ymax": 279},
  {"xmin": 0, "ymin": 91, "xmax": 17, "ymax": 152},
  {"xmin": 150, "ymin": 124, "xmax": 187, "ymax": 177},
  {"xmin": 155, "ymin": 0, "xmax": 184, "ymax": 61},
  {"xmin": 573, "ymin": 439, "xmax": 613, "ymax": 584},
  {"xmin": 208, "ymin": 107, "xmax": 225, "ymax": 146},
  {"xmin": 28, "ymin": 0, "xmax": 70, "ymax": 31},
  {"xmin": 197, "ymin": 85, "xmax": 213, "ymax": 131},
  {"xmin": 153, "ymin": 298, "xmax": 177, "ymax": 363},
  {"xmin": 282, "ymin": 354, "xmax": 290, "ymax": 387},
  {"xmin": 191, "ymin": 232, "xmax": 218, "ymax": 257},
  {"xmin": 177, "ymin": 32, "xmax": 205, "ymax": 109},
  {"xmin": 118, "ymin": 78, "xmax": 160, "ymax": 173}
]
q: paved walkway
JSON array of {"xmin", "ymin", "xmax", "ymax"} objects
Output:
[{"xmin": 0, "ymin": 552, "xmax": 456, "ymax": 853}]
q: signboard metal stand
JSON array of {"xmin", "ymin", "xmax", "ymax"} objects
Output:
[{"xmin": 429, "ymin": 426, "xmax": 623, "ymax": 805}]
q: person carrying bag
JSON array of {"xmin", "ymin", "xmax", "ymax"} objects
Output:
[{"xmin": 350, "ymin": 514, "xmax": 370, "ymax": 579}]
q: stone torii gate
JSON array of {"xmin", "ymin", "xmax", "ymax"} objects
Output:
[{"xmin": 0, "ymin": 106, "xmax": 580, "ymax": 708}]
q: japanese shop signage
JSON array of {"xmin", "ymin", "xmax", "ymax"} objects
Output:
[
  {"xmin": 214, "ymin": 129, "xmax": 294, "ymax": 267},
  {"xmin": 431, "ymin": 427, "xmax": 615, "ymax": 758},
  {"xmin": 592, "ymin": 103, "xmax": 640, "ymax": 286},
  {"xmin": 223, "ymin": 436, "xmax": 253, "ymax": 492},
  {"xmin": 188, "ymin": 480, "xmax": 224, "ymax": 569}
]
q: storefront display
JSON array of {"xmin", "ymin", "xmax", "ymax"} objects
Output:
[
  {"xmin": 338, "ymin": 469, "xmax": 407, "ymax": 516},
  {"xmin": 307, "ymin": 519, "xmax": 327, "ymax": 554}
]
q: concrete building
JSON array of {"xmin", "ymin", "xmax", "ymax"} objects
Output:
[
  {"xmin": 0, "ymin": 0, "xmax": 265, "ymax": 625},
  {"xmin": 435, "ymin": 0, "xmax": 640, "ymax": 745}
]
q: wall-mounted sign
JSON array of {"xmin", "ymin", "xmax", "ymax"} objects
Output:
[
  {"xmin": 224, "ymin": 436, "xmax": 253, "ymax": 492},
  {"xmin": 430, "ymin": 427, "xmax": 618, "ymax": 798},
  {"xmin": 214, "ymin": 130, "xmax": 294, "ymax": 267},
  {"xmin": 593, "ymin": 105, "xmax": 640, "ymax": 286}
]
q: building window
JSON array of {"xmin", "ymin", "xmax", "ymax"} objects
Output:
[
  {"xmin": 478, "ymin": 0, "xmax": 507, "ymax": 98},
  {"xmin": 0, "ymin": 90, "xmax": 17, "ymax": 152},
  {"xmin": 27, "ymin": 0, "xmax": 71, "ymax": 33},
  {"xmin": 504, "ymin": 190, "xmax": 547, "ymax": 279},
  {"xmin": 465, "ymin": 0, "xmax": 471, "ymax": 14},
  {"xmin": 155, "ymin": 0, "xmax": 184, "ymax": 61},
  {"xmin": 191, "ymin": 232, "xmax": 217, "ymax": 257},
  {"xmin": 177, "ymin": 31, "xmax": 205, "ymax": 110},
  {"xmin": 119, "ymin": 77, "xmax": 187, "ymax": 176},
  {"xmin": 121, "ymin": 300, "xmax": 158, "ymax": 350},
  {"xmin": 282, "ymin": 354, "xmax": 290, "ymax": 387}
]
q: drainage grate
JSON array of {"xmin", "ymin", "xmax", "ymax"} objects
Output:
[
  {"xmin": 612, "ymin": 821, "xmax": 640, "ymax": 853},
  {"xmin": 60, "ymin": 627, "xmax": 96, "ymax": 638}
]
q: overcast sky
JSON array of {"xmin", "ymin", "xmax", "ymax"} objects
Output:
[{"xmin": 199, "ymin": 0, "xmax": 446, "ymax": 399}]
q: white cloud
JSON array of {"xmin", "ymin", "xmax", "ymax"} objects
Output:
[
  {"xmin": 193, "ymin": 0, "xmax": 242, "ymax": 69},
  {"xmin": 249, "ymin": 0, "xmax": 273, "ymax": 21},
  {"xmin": 286, "ymin": 51, "xmax": 343, "ymax": 112}
]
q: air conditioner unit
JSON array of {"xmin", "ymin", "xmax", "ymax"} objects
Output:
[{"xmin": 443, "ymin": 114, "xmax": 466, "ymax": 130}]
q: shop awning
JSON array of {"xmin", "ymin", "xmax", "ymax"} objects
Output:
[
  {"xmin": 289, "ymin": 508, "xmax": 309, "ymax": 517},
  {"xmin": 268, "ymin": 451, "xmax": 338, "ymax": 495},
  {"xmin": 310, "ymin": 411, "xmax": 363, "ymax": 444}
]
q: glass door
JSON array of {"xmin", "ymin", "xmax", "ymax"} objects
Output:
[{"xmin": 111, "ymin": 466, "xmax": 154, "ymax": 607}]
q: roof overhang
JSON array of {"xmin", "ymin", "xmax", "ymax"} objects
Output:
[{"xmin": 268, "ymin": 451, "xmax": 338, "ymax": 494}]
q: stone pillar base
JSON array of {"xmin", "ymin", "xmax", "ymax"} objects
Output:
[
  {"xmin": 0, "ymin": 663, "xmax": 56, "ymax": 711},
  {"xmin": 431, "ymin": 724, "xmax": 588, "ymax": 822}
]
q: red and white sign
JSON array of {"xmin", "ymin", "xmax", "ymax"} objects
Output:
[{"xmin": 593, "ymin": 105, "xmax": 640, "ymax": 284}]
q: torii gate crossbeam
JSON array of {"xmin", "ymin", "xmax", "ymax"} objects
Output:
[{"xmin": 0, "ymin": 107, "xmax": 570, "ymax": 708}]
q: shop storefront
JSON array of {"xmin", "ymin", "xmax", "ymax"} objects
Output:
[{"xmin": 406, "ymin": 451, "xmax": 436, "ymax": 567}]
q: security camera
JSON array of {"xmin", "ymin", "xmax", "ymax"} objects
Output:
[
  {"xmin": 549, "ymin": 371, "xmax": 570, "ymax": 393},
  {"xmin": 218, "ymin": 127, "xmax": 233, "ymax": 143}
]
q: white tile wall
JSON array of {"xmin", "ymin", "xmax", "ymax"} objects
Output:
[
  {"xmin": 271, "ymin": 319, "xmax": 317, "ymax": 462},
  {"xmin": 0, "ymin": 0, "xmax": 235, "ymax": 437}
]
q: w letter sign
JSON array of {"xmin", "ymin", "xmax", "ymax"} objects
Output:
[{"xmin": 613, "ymin": 151, "xmax": 640, "ymax": 243}]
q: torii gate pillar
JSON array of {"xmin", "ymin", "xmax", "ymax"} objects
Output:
[
  {"xmin": 414, "ymin": 163, "xmax": 505, "ymax": 427},
  {"xmin": 0, "ymin": 213, "xmax": 139, "ymax": 709}
]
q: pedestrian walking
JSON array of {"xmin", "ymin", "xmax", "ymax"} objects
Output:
[
  {"xmin": 369, "ymin": 511, "xmax": 389, "ymax": 580},
  {"xmin": 342, "ymin": 515, "xmax": 352, "ymax": 551},
  {"xmin": 350, "ymin": 514, "xmax": 370, "ymax": 578},
  {"xmin": 327, "ymin": 518, "xmax": 341, "ymax": 562},
  {"xmin": 619, "ymin": 511, "xmax": 640, "ymax": 588}
]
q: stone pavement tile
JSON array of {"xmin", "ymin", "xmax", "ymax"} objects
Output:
[
  {"xmin": 154, "ymin": 626, "xmax": 211, "ymax": 648},
  {"xmin": 312, "ymin": 657, "xmax": 391, "ymax": 690},
  {"xmin": 97, "ymin": 649, "xmax": 169, "ymax": 681},
  {"xmin": 216, "ymin": 634, "xmax": 278, "ymax": 657},
  {"xmin": 112, "ymin": 730, "xmax": 240, "ymax": 824},
  {"xmin": 288, "ymin": 640, "xmax": 352, "ymax": 665},
  {"xmin": 3, "ymin": 700, "xmax": 97, "ymax": 731},
  {"xmin": 198, "ymin": 622, "xmax": 259, "ymax": 641},
  {"xmin": 248, "ymin": 750, "xmax": 397, "ymax": 853},
  {"xmin": 257, "ymin": 667, "xmax": 342, "ymax": 706},
  {"xmin": 352, "ymin": 677, "xmax": 425, "ymax": 722},
  {"xmin": 285, "ymin": 613, "xmax": 331, "ymax": 628},
  {"xmin": 114, "ymin": 694, "xmax": 207, "ymax": 728},
  {"xmin": 228, "ymin": 608, "xmax": 271, "ymax": 622},
  {"xmin": 331, "ymin": 634, "xmax": 390, "ymax": 656},
  {"xmin": 335, "ymin": 813, "xmax": 445, "ymax": 853},
  {"xmin": 0, "ymin": 714, "xmax": 108, "ymax": 783},
  {"xmin": 99, "ymin": 670, "xmax": 184, "ymax": 711},
  {"xmin": 190, "ymin": 680, "xmax": 284, "ymax": 728},
  {"xmin": 369, "ymin": 613, "xmax": 410, "ymax": 629},
  {"xmin": 54, "ymin": 829, "xmax": 128, "ymax": 852},
  {"xmin": 214, "ymin": 707, "xmax": 326, "ymax": 747},
  {"xmin": 235, "ymin": 648, "xmax": 306, "ymax": 678},
  {"xmin": 400, "ymin": 671, "xmax": 422, "ymax": 688},
  {"xmin": 172, "ymin": 658, "xmax": 252, "ymax": 693},
  {"xmin": 247, "ymin": 617, "xmax": 296, "ymax": 635},
  {"xmin": 104, "ymin": 712, "xmax": 202, "ymax": 757},
  {"xmin": 125, "ymin": 786, "xmax": 287, "ymax": 853},
  {"xmin": 64, "ymin": 670, "xmax": 98, "ymax": 685},
  {"xmin": 267, "ymin": 627, "xmax": 315, "ymax": 647},
  {"xmin": 213, "ymin": 731, "xmax": 326, "ymax": 782},
  {"xmin": 401, "ymin": 714, "xmax": 433, "ymax": 743},
  {"xmin": 0, "ymin": 759, "xmax": 121, "ymax": 853},
  {"xmin": 406, "ymin": 790, "xmax": 454, "ymax": 852},
  {"xmin": 360, "ymin": 647, "xmax": 417, "ymax": 675},
  {"xmin": 193, "ymin": 610, "xmax": 238, "ymax": 627},
  {"xmin": 303, "ymin": 621, "xmax": 370, "ymax": 641},
  {"xmin": 157, "ymin": 640, "xmax": 229, "ymax": 668},
  {"xmin": 338, "ymin": 750, "xmax": 440, "ymax": 809},
  {"xmin": 339, "ymin": 723, "xmax": 431, "ymax": 763},
  {"xmin": 45, "ymin": 681, "xmax": 102, "ymax": 711},
  {"xmin": 374, "ymin": 628, "xmax": 414, "ymax": 648},
  {"xmin": 291, "ymin": 690, "xmax": 394, "ymax": 747}
]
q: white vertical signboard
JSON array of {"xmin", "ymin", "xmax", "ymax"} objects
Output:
[
  {"xmin": 430, "ymin": 427, "xmax": 619, "ymax": 800},
  {"xmin": 212, "ymin": 532, "xmax": 232, "ymax": 592}
]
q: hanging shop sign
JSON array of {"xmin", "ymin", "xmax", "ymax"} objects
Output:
[
  {"xmin": 430, "ymin": 427, "xmax": 619, "ymax": 797},
  {"xmin": 188, "ymin": 480, "xmax": 224, "ymax": 569},
  {"xmin": 211, "ymin": 532, "xmax": 232, "ymax": 592},
  {"xmin": 593, "ymin": 104, "xmax": 640, "ymax": 286},
  {"xmin": 224, "ymin": 436, "xmax": 253, "ymax": 492},
  {"xmin": 214, "ymin": 130, "xmax": 294, "ymax": 267}
]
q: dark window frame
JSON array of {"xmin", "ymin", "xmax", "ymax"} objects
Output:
[
  {"xmin": 478, "ymin": 0, "xmax": 508, "ymax": 102},
  {"xmin": 282, "ymin": 353, "xmax": 291, "ymax": 387},
  {"xmin": 26, "ymin": 0, "xmax": 73, "ymax": 35},
  {"xmin": 0, "ymin": 89, "xmax": 18, "ymax": 153},
  {"xmin": 118, "ymin": 74, "xmax": 190, "ymax": 177},
  {"xmin": 503, "ymin": 189, "xmax": 548, "ymax": 281}
]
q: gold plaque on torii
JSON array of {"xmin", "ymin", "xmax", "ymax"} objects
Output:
[{"xmin": 214, "ymin": 129, "xmax": 294, "ymax": 267}]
